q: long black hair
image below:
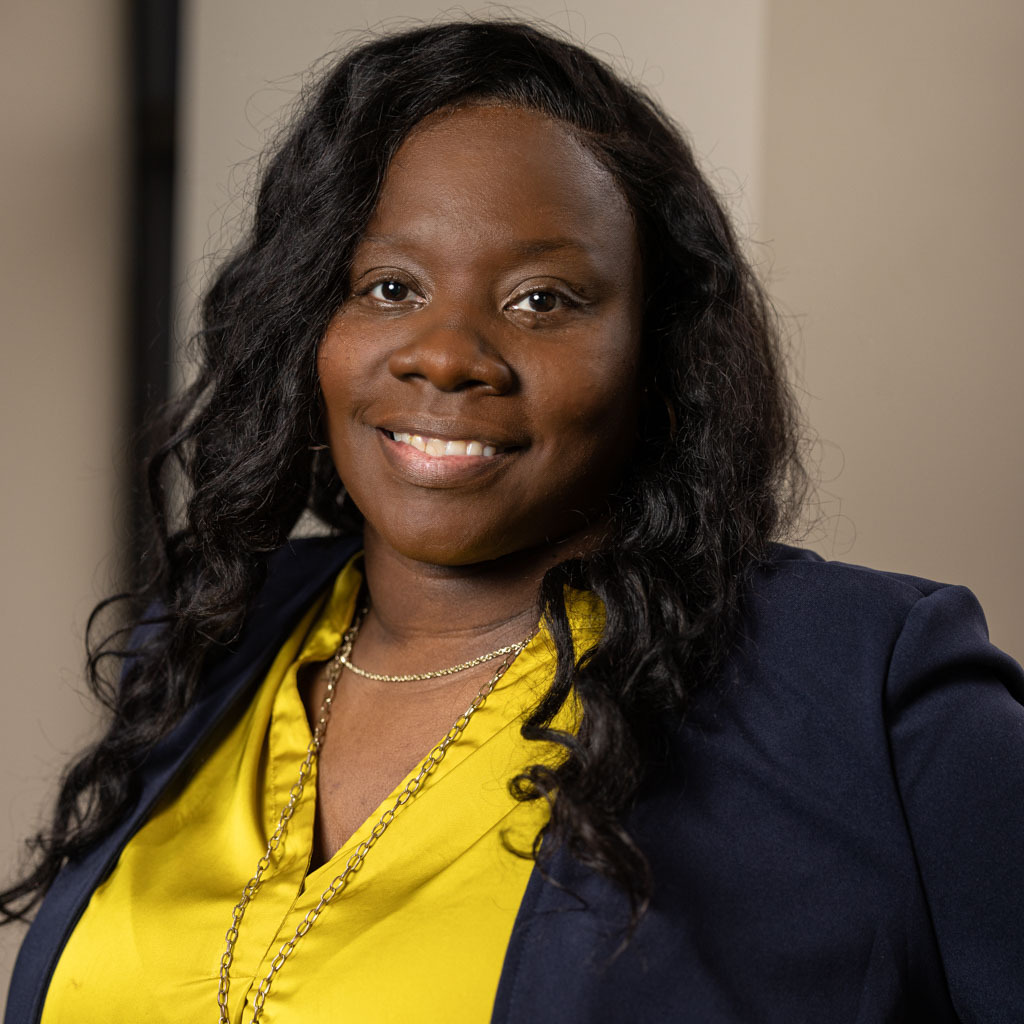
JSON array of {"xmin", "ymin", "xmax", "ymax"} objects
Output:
[{"xmin": 2, "ymin": 20, "xmax": 805, "ymax": 925}]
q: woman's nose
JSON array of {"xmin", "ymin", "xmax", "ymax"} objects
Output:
[{"xmin": 386, "ymin": 315, "xmax": 515, "ymax": 394}]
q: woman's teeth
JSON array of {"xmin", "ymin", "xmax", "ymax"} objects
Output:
[{"xmin": 391, "ymin": 432, "xmax": 498, "ymax": 457}]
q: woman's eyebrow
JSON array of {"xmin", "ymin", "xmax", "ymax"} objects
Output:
[
  {"xmin": 505, "ymin": 238, "xmax": 588, "ymax": 258},
  {"xmin": 357, "ymin": 233, "xmax": 588, "ymax": 258}
]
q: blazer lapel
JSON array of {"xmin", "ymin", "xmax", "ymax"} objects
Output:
[{"xmin": 5, "ymin": 536, "xmax": 360, "ymax": 1024}]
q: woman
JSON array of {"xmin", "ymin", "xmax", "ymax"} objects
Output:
[{"xmin": 5, "ymin": 20, "xmax": 1023, "ymax": 1024}]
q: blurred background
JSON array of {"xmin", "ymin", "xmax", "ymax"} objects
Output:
[{"xmin": 2, "ymin": 0, "xmax": 1022, "ymax": 1002}]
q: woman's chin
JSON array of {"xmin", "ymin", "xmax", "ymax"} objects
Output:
[
  {"xmin": 366, "ymin": 522, "xmax": 518, "ymax": 570},
  {"xmin": 363, "ymin": 513, "xmax": 605, "ymax": 575}
]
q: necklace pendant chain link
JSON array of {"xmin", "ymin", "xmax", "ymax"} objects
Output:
[{"xmin": 216, "ymin": 606, "xmax": 532, "ymax": 1024}]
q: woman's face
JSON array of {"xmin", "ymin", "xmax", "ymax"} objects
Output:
[{"xmin": 318, "ymin": 104, "xmax": 644, "ymax": 566}]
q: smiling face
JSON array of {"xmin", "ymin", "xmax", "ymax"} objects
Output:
[{"xmin": 317, "ymin": 103, "xmax": 644, "ymax": 567}]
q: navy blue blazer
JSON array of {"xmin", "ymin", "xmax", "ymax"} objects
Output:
[{"xmin": 7, "ymin": 539, "xmax": 1024, "ymax": 1023}]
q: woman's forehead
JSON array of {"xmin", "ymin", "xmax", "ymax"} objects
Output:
[
  {"xmin": 364, "ymin": 104, "xmax": 637, "ymax": 262},
  {"xmin": 391, "ymin": 103, "xmax": 604, "ymax": 183}
]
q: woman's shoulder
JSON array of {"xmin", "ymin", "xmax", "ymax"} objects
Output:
[
  {"xmin": 751, "ymin": 543, "xmax": 1001, "ymax": 650},
  {"xmin": 758, "ymin": 542, "xmax": 960, "ymax": 605},
  {"xmin": 734, "ymin": 542, "xmax": 1021, "ymax": 703}
]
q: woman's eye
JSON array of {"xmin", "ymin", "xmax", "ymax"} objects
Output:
[
  {"xmin": 509, "ymin": 290, "xmax": 563, "ymax": 313},
  {"xmin": 368, "ymin": 280, "xmax": 414, "ymax": 302}
]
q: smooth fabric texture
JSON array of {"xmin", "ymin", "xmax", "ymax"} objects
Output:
[
  {"xmin": 40, "ymin": 555, "xmax": 595, "ymax": 1024},
  {"xmin": 8, "ymin": 540, "xmax": 1024, "ymax": 1023}
]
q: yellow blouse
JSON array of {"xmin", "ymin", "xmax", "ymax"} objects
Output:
[{"xmin": 42, "ymin": 556, "xmax": 602, "ymax": 1024}]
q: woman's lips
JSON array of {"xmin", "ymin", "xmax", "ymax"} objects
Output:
[{"xmin": 375, "ymin": 427, "xmax": 517, "ymax": 486}]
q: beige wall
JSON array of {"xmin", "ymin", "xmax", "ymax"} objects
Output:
[
  {"xmin": 0, "ymin": 0, "xmax": 126, "ymax": 1000},
  {"xmin": 762, "ymin": 0, "xmax": 1024, "ymax": 658}
]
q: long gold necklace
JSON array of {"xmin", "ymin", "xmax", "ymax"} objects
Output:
[{"xmin": 216, "ymin": 607, "xmax": 533, "ymax": 1024}]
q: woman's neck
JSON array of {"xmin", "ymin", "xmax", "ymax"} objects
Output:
[{"xmin": 353, "ymin": 524, "xmax": 592, "ymax": 673}]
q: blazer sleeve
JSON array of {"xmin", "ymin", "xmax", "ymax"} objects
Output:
[{"xmin": 884, "ymin": 584, "xmax": 1024, "ymax": 1023}]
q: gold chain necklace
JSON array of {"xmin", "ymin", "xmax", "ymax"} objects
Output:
[
  {"xmin": 216, "ymin": 606, "xmax": 533, "ymax": 1024},
  {"xmin": 339, "ymin": 632, "xmax": 530, "ymax": 682}
]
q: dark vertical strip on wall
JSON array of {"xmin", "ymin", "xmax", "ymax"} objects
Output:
[{"xmin": 127, "ymin": 0, "xmax": 179, "ymax": 584}]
